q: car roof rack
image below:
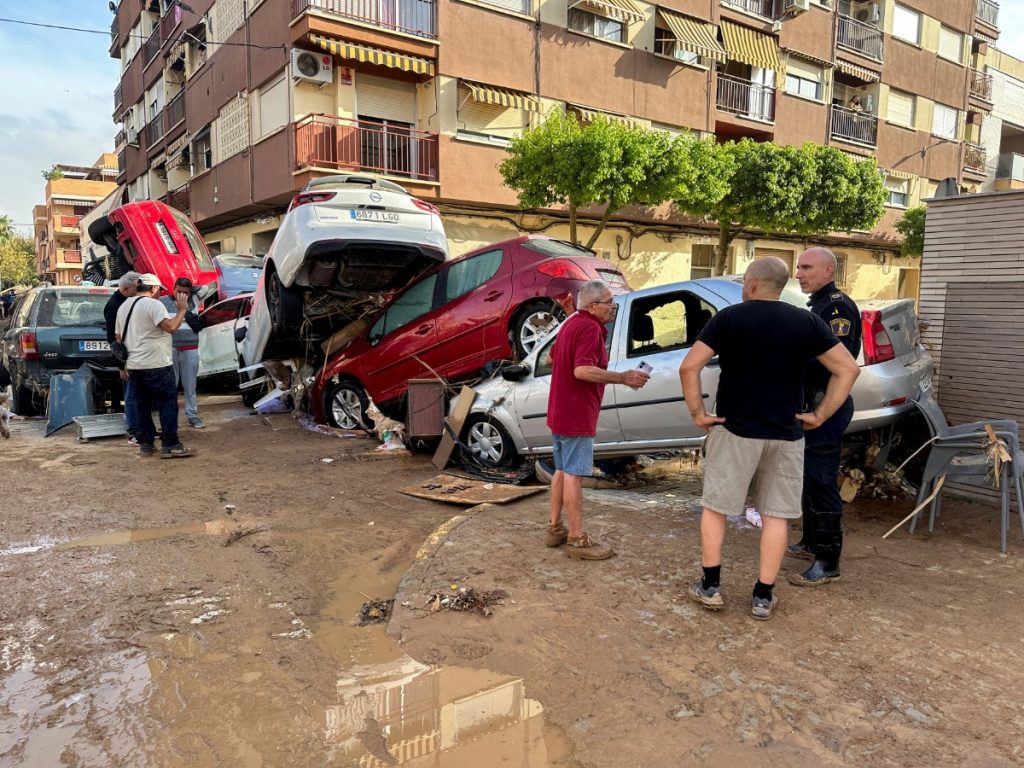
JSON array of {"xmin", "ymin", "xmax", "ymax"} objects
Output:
[{"xmin": 303, "ymin": 174, "xmax": 410, "ymax": 196}]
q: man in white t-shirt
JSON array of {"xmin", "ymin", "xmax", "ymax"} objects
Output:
[{"xmin": 115, "ymin": 273, "xmax": 194, "ymax": 458}]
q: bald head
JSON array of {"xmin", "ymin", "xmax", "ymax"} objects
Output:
[
  {"xmin": 744, "ymin": 257, "xmax": 791, "ymax": 297},
  {"xmin": 796, "ymin": 247, "xmax": 838, "ymax": 295}
]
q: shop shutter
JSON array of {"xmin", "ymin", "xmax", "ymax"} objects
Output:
[
  {"xmin": 356, "ymin": 75, "xmax": 417, "ymax": 124},
  {"xmin": 457, "ymin": 83, "xmax": 526, "ymax": 136}
]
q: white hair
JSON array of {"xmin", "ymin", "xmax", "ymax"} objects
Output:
[
  {"xmin": 578, "ymin": 280, "xmax": 609, "ymax": 308},
  {"xmin": 118, "ymin": 271, "xmax": 141, "ymax": 290}
]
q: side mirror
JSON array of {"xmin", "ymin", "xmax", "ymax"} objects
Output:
[{"xmin": 500, "ymin": 362, "xmax": 530, "ymax": 382}]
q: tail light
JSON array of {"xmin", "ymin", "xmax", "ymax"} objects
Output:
[
  {"xmin": 18, "ymin": 331, "xmax": 39, "ymax": 361},
  {"xmin": 289, "ymin": 191, "xmax": 337, "ymax": 211},
  {"xmin": 412, "ymin": 198, "xmax": 440, "ymax": 215},
  {"xmin": 862, "ymin": 310, "xmax": 895, "ymax": 365},
  {"xmin": 538, "ymin": 259, "xmax": 589, "ymax": 281}
]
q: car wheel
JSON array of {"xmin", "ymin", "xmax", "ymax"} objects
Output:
[
  {"xmin": 11, "ymin": 382, "xmax": 38, "ymax": 417},
  {"xmin": 463, "ymin": 414, "xmax": 520, "ymax": 468},
  {"xmin": 512, "ymin": 301, "xmax": 565, "ymax": 360},
  {"xmin": 326, "ymin": 379, "xmax": 369, "ymax": 430},
  {"xmin": 266, "ymin": 269, "xmax": 302, "ymax": 337}
]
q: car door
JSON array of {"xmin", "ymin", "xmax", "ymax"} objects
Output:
[
  {"xmin": 606, "ymin": 286, "xmax": 723, "ymax": 444},
  {"xmin": 513, "ymin": 320, "xmax": 622, "ymax": 450},
  {"xmin": 198, "ymin": 295, "xmax": 250, "ymax": 377},
  {"xmin": 430, "ymin": 248, "xmax": 512, "ymax": 377}
]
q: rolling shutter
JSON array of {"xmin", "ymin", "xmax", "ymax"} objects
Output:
[
  {"xmin": 457, "ymin": 83, "xmax": 527, "ymax": 136},
  {"xmin": 356, "ymin": 75, "xmax": 417, "ymax": 123},
  {"xmin": 887, "ymin": 90, "xmax": 915, "ymax": 127}
]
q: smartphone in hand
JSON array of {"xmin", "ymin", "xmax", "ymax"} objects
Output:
[{"xmin": 636, "ymin": 361, "xmax": 653, "ymax": 375}]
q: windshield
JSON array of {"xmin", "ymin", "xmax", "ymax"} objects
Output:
[
  {"xmin": 171, "ymin": 208, "xmax": 215, "ymax": 272},
  {"xmin": 34, "ymin": 290, "xmax": 112, "ymax": 327}
]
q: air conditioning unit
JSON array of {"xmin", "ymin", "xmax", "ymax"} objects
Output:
[
  {"xmin": 784, "ymin": 0, "xmax": 809, "ymax": 14},
  {"xmin": 290, "ymin": 49, "xmax": 333, "ymax": 85},
  {"xmin": 126, "ymin": 128, "xmax": 140, "ymax": 147}
]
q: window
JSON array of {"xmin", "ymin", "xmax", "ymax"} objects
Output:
[
  {"xmin": 654, "ymin": 27, "xmax": 700, "ymax": 64},
  {"xmin": 254, "ymin": 74, "xmax": 288, "ymax": 141},
  {"xmin": 626, "ymin": 292, "xmax": 717, "ymax": 358},
  {"xmin": 886, "ymin": 89, "xmax": 915, "ymax": 128},
  {"xmin": 456, "ymin": 83, "xmax": 528, "ymax": 142},
  {"xmin": 369, "ymin": 274, "xmax": 438, "ymax": 342},
  {"xmin": 568, "ymin": 8, "xmax": 624, "ymax": 43},
  {"xmin": 477, "ymin": 0, "xmax": 530, "ymax": 12},
  {"xmin": 690, "ymin": 245, "xmax": 715, "ymax": 279},
  {"xmin": 443, "ymin": 250, "xmax": 503, "ymax": 302},
  {"xmin": 193, "ymin": 129, "xmax": 213, "ymax": 173},
  {"xmin": 892, "ymin": 4, "xmax": 921, "ymax": 45},
  {"xmin": 938, "ymin": 26, "xmax": 963, "ymax": 63},
  {"xmin": 170, "ymin": 208, "xmax": 215, "ymax": 271},
  {"xmin": 932, "ymin": 103, "xmax": 958, "ymax": 139},
  {"xmin": 835, "ymin": 252, "xmax": 849, "ymax": 285},
  {"xmin": 785, "ymin": 58, "xmax": 825, "ymax": 101},
  {"xmin": 884, "ymin": 175, "xmax": 910, "ymax": 207}
]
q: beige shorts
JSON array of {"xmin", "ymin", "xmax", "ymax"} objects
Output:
[{"xmin": 701, "ymin": 426, "xmax": 804, "ymax": 519}]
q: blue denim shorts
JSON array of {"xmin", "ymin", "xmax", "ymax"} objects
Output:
[{"xmin": 551, "ymin": 434, "xmax": 594, "ymax": 477}]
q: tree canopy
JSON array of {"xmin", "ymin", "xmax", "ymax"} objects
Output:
[
  {"xmin": 41, "ymin": 164, "xmax": 64, "ymax": 181},
  {"xmin": 0, "ymin": 215, "xmax": 38, "ymax": 288},
  {"xmin": 894, "ymin": 205, "xmax": 926, "ymax": 258}
]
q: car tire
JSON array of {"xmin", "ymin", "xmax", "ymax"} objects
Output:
[
  {"xmin": 266, "ymin": 268, "xmax": 302, "ymax": 338},
  {"xmin": 11, "ymin": 382, "xmax": 39, "ymax": 417},
  {"xmin": 325, "ymin": 379, "xmax": 369, "ymax": 430},
  {"xmin": 462, "ymin": 414, "xmax": 521, "ymax": 469},
  {"xmin": 512, "ymin": 300, "xmax": 565, "ymax": 360}
]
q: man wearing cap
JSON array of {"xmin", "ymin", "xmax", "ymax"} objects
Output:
[
  {"xmin": 160, "ymin": 277, "xmax": 205, "ymax": 429},
  {"xmin": 103, "ymin": 271, "xmax": 141, "ymax": 443},
  {"xmin": 115, "ymin": 273, "xmax": 194, "ymax": 458}
]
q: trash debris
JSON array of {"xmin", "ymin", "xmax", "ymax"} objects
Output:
[
  {"xmin": 296, "ymin": 413, "xmax": 366, "ymax": 438},
  {"xmin": 357, "ymin": 598, "xmax": 394, "ymax": 626},
  {"xmin": 223, "ymin": 525, "xmax": 266, "ymax": 547},
  {"xmin": 744, "ymin": 507, "xmax": 762, "ymax": 528},
  {"xmin": 366, "ymin": 402, "xmax": 406, "ymax": 447},
  {"xmin": 840, "ymin": 468, "xmax": 866, "ymax": 502},
  {"xmin": 255, "ymin": 395, "xmax": 290, "ymax": 414},
  {"xmin": 224, "ymin": 504, "xmax": 237, "ymax": 513},
  {"xmin": 320, "ymin": 457, "xmax": 335, "ymax": 463},
  {"xmin": 424, "ymin": 587, "xmax": 510, "ymax": 617}
]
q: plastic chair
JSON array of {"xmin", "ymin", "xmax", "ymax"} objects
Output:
[{"xmin": 909, "ymin": 388, "xmax": 1024, "ymax": 553}]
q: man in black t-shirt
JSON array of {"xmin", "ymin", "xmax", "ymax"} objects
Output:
[
  {"xmin": 103, "ymin": 271, "xmax": 140, "ymax": 442},
  {"xmin": 679, "ymin": 257, "xmax": 860, "ymax": 621}
]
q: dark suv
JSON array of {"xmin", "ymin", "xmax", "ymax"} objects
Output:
[{"xmin": 1, "ymin": 285, "xmax": 119, "ymax": 415}]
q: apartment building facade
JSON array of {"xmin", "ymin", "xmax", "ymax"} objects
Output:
[
  {"xmin": 108, "ymin": 0, "xmax": 1000, "ymax": 299},
  {"xmin": 968, "ymin": 47, "xmax": 1024, "ymax": 192},
  {"xmin": 33, "ymin": 155, "xmax": 119, "ymax": 285}
]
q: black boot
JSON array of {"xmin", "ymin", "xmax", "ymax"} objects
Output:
[
  {"xmin": 788, "ymin": 559, "xmax": 841, "ymax": 587},
  {"xmin": 787, "ymin": 498, "xmax": 816, "ymax": 560},
  {"xmin": 789, "ymin": 522, "xmax": 842, "ymax": 587}
]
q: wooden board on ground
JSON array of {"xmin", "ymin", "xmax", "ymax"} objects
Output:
[
  {"xmin": 431, "ymin": 386, "xmax": 476, "ymax": 469},
  {"xmin": 400, "ymin": 473, "xmax": 544, "ymax": 506}
]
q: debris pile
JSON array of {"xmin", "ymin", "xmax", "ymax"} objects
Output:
[
  {"xmin": 424, "ymin": 587, "xmax": 510, "ymax": 617},
  {"xmin": 357, "ymin": 598, "xmax": 394, "ymax": 625}
]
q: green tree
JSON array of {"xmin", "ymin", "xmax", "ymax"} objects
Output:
[
  {"xmin": 41, "ymin": 164, "xmax": 64, "ymax": 181},
  {"xmin": 894, "ymin": 205, "xmax": 926, "ymax": 258},
  {"xmin": 0, "ymin": 221, "xmax": 37, "ymax": 287},
  {"xmin": 500, "ymin": 111, "xmax": 700, "ymax": 248}
]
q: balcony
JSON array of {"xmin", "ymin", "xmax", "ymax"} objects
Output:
[
  {"xmin": 964, "ymin": 143, "xmax": 987, "ymax": 174},
  {"xmin": 716, "ymin": 74, "xmax": 775, "ymax": 122},
  {"xmin": 115, "ymin": 128, "xmax": 126, "ymax": 148},
  {"xmin": 168, "ymin": 184, "xmax": 191, "ymax": 214},
  {"xmin": 976, "ymin": 0, "xmax": 999, "ymax": 26},
  {"xmin": 165, "ymin": 91, "xmax": 185, "ymax": 132},
  {"xmin": 837, "ymin": 15, "xmax": 883, "ymax": 61},
  {"xmin": 970, "ymin": 68, "xmax": 994, "ymax": 103},
  {"xmin": 110, "ymin": 15, "xmax": 119, "ymax": 46},
  {"xmin": 292, "ymin": 0, "xmax": 438, "ymax": 40},
  {"xmin": 144, "ymin": 111, "xmax": 165, "ymax": 149},
  {"xmin": 117, "ymin": 150, "xmax": 126, "ymax": 180},
  {"xmin": 160, "ymin": 4, "xmax": 181, "ymax": 40},
  {"xmin": 59, "ymin": 250, "xmax": 83, "ymax": 265},
  {"xmin": 59, "ymin": 215, "xmax": 82, "ymax": 232},
  {"xmin": 829, "ymin": 104, "xmax": 877, "ymax": 146},
  {"xmin": 143, "ymin": 26, "xmax": 161, "ymax": 64},
  {"xmin": 720, "ymin": 0, "xmax": 777, "ymax": 19},
  {"xmin": 294, "ymin": 113, "xmax": 439, "ymax": 181},
  {"xmin": 995, "ymin": 152, "xmax": 1024, "ymax": 190}
]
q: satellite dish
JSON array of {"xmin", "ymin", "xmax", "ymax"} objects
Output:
[{"xmin": 933, "ymin": 177, "xmax": 960, "ymax": 199}]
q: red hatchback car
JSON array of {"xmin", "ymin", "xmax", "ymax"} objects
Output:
[{"xmin": 312, "ymin": 235, "xmax": 629, "ymax": 428}]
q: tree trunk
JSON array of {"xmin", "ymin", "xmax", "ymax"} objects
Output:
[
  {"xmin": 569, "ymin": 203, "xmax": 578, "ymax": 245},
  {"xmin": 714, "ymin": 221, "xmax": 737, "ymax": 276},
  {"xmin": 584, "ymin": 204, "xmax": 614, "ymax": 250}
]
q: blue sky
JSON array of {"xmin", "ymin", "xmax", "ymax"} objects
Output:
[{"xmin": 0, "ymin": 1, "xmax": 1022, "ymax": 235}]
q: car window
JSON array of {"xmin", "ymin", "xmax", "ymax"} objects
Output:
[
  {"xmin": 200, "ymin": 296, "xmax": 247, "ymax": 326},
  {"xmin": 444, "ymin": 250, "xmax": 502, "ymax": 302},
  {"xmin": 521, "ymin": 239, "xmax": 593, "ymax": 258},
  {"xmin": 171, "ymin": 208, "xmax": 215, "ymax": 272},
  {"xmin": 13, "ymin": 295, "xmax": 33, "ymax": 326},
  {"xmin": 369, "ymin": 273, "xmax": 438, "ymax": 342},
  {"xmin": 533, "ymin": 314, "xmax": 614, "ymax": 377},
  {"xmin": 626, "ymin": 291, "xmax": 716, "ymax": 358},
  {"xmin": 34, "ymin": 291, "xmax": 110, "ymax": 328}
]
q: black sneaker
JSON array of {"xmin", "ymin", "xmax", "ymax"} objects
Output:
[
  {"xmin": 138, "ymin": 443, "xmax": 156, "ymax": 457},
  {"xmin": 688, "ymin": 580, "xmax": 724, "ymax": 611},
  {"xmin": 787, "ymin": 561, "xmax": 841, "ymax": 588},
  {"xmin": 160, "ymin": 444, "xmax": 194, "ymax": 459},
  {"xmin": 751, "ymin": 594, "xmax": 778, "ymax": 621}
]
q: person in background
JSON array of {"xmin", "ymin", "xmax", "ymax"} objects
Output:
[
  {"xmin": 160, "ymin": 277, "xmax": 205, "ymax": 429},
  {"xmin": 103, "ymin": 271, "xmax": 141, "ymax": 444}
]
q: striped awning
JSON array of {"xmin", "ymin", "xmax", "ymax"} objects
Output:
[
  {"xmin": 569, "ymin": 0, "xmax": 644, "ymax": 24},
  {"xmin": 721, "ymin": 21, "xmax": 784, "ymax": 75},
  {"xmin": 784, "ymin": 49, "xmax": 833, "ymax": 68},
  {"xmin": 310, "ymin": 34, "xmax": 434, "ymax": 76},
  {"xmin": 884, "ymin": 167, "xmax": 915, "ymax": 179},
  {"xmin": 51, "ymin": 197, "xmax": 100, "ymax": 206},
  {"xmin": 835, "ymin": 58, "xmax": 880, "ymax": 83},
  {"xmin": 568, "ymin": 104, "xmax": 640, "ymax": 127},
  {"xmin": 657, "ymin": 9, "xmax": 726, "ymax": 64},
  {"xmin": 463, "ymin": 80, "xmax": 540, "ymax": 112},
  {"xmin": 166, "ymin": 132, "xmax": 189, "ymax": 157}
]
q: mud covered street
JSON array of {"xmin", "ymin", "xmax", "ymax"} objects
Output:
[{"xmin": 2, "ymin": 397, "xmax": 1023, "ymax": 767}]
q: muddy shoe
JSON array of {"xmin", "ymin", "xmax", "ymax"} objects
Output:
[
  {"xmin": 786, "ymin": 542, "xmax": 814, "ymax": 561},
  {"xmin": 565, "ymin": 532, "xmax": 615, "ymax": 560},
  {"xmin": 138, "ymin": 443, "xmax": 156, "ymax": 457},
  {"xmin": 545, "ymin": 523, "xmax": 568, "ymax": 548},
  {"xmin": 787, "ymin": 561, "xmax": 841, "ymax": 588},
  {"xmin": 751, "ymin": 594, "xmax": 778, "ymax": 621},
  {"xmin": 688, "ymin": 580, "xmax": 724, "ymax": 611},
  {"xmin": 160, "ymin": 444, "xmax": 194, "ymax": 459}
]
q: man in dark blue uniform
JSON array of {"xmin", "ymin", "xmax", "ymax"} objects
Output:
[{"xmin": 788, "ymin": 247, "xmax": 862, "ymax": 587}]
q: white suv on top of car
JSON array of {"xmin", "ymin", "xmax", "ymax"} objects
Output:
[{"xmin": 243, "ymin": 174, "xmax": 450, "ymax": 364}]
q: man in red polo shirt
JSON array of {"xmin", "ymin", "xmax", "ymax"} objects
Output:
[{"xmin": 546, "ymin": 280, "xmax": 649, "ymax": 560}]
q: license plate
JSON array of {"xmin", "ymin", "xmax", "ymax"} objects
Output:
[
  {"xmin": 350, "ymin": 210, "xmax": 400, "ymax": 223},
  {"xmin": 79, "ymin": 340, "xmax": 110, "ymax": 352}
]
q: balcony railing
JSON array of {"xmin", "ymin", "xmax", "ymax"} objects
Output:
[
  {"xmin": 294, "ymin": 114, "xmax": 439, "ymax": 181},
  {"xmin": 60, "ymin": 250, "xmax": 83, "ymax": 265},
  {"xmin": 143, "ymin": 25, "xmax": 161, "ymax": 64},
  {"xmin": 837, "ymin": 15, "xmax": 883, "ymax": 61},
  {"xmin": 716, "ymin": 74, "xmax": 775, "ymax": 122},
  {"xmin": 720, "ymin": 0, "xmax": 777, "ymax": 19},
  {"xmin": 110, "ymin": 15, "xmax": 119, "ymax": 45},
  {"xmin": 970, "ymin": 68, "xmax": 994, "ymax": 102},
  {"xmin": 292, "ymin": 0, "xmax": 438, "ymax": 39},
  {"xmin": 976, "ymin": 0, "xmax": 999, "ymax": 25},
  {"xmin": 115, "ymin": 128, "xmax": 126, "ymax": 148},
  {"xmin": 829, "ymin": 104, "xmax": 877, "ymax": 146},
  {"xmin": 964, "ymin": 143, "xmax": 987, "ymax": 173},
  {"xmin": 165, "ymin": 91, "xmax": 185, "ymax": 132},
  {"xmin": 117, "ymin": 150, "xmax": 126, "ymax": 177},
  {"xmin": 160, "ymin": 4, "xmax": 181, "ymax": 40},
  {"xmin": 168, "ymin": 184, "xmax": 191, "ymax": 214},
  {"xmin": 144, "ymin": 111, "xmax": 165, "ymax": 148},
  {"xmin": 60, "ymin": 215, "xmax": 82, "ymax": 231}
]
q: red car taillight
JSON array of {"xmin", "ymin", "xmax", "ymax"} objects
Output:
[
  {"xmin": 862, "ymin": 310, "xmax": 895, "ymax": 365},
  {"xmin": 289, "ymin": 191, "xmax": 337, "ymax": 211},
  {"xmin": 537, "ymin": 259, "xmax": 590, "ymax": 281},
  {"xmin": 412, "ymin": 198, "xmax": 440, "ymax": 215},
  {"xmin": 18, "ymin": 331, "xmax": 40, "ymax": 361}
]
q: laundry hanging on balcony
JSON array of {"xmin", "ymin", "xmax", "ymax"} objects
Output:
[
  {"xmin": 462, "ymin": 81, "xmax": 540, "ymax": 112},
  {"xmin": 835, "ymin": 59, "xmax": 880, "ymax": 83},
  {"xmin": 568, "ymin": 0, "xmax": 645, "ymax": 25},
  {"xmin": 656, "ymin": 9, "xmax": 726, "ymax": 64},
  {"xmin": 309, "ymin": 34, "xmax": 434, "ymax": 76},
  {"xmin": 720, "ymin": 21, "xmax": 785, "ymax": 77}
]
